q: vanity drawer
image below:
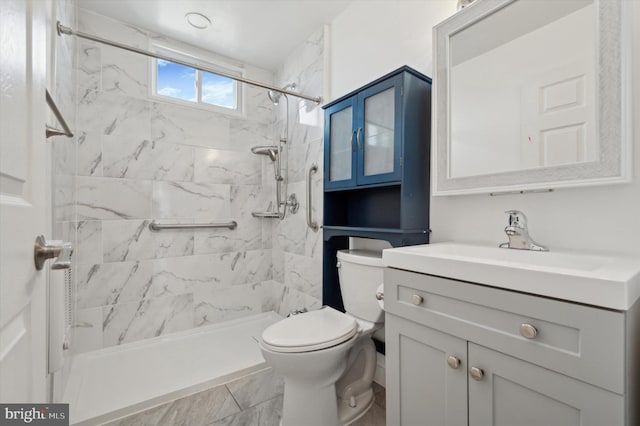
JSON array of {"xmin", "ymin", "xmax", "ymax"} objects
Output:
[{"xmin": 384, "ymin": 268, "xmax": 626, "ymax": 394}]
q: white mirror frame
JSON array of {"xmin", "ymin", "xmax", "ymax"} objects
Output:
[{"xmin": 432, "ymin": 0, "xmax": 632, "ymax": 196}]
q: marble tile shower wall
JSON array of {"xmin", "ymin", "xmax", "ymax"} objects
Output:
[
  {"xmin": 269, "ymin": 28, "xmax": 325, "ymax": 312},
  {"xmin": 72, "ymin": 10, "xmax": 286, "ymax": 352}
]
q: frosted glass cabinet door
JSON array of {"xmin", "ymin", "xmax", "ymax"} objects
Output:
[
  {"xmin": 468, "ymin": 343, "xmax": 624, "ymax": 426},
  {"xmin": 325, "ymin": 98, "xmax": 357, "ymax": 188},
  {"xmin": 357, "ymin": 75, "xmax": 402, "ymax": 185},
  {"xmin": 363, "ymin": 87, "xmax": 395, "ymax": 176}
]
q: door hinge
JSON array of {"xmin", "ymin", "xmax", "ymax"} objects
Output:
[
  {"xmin": 400, "ymin": 86, "xmax": 404, "ymax": 97},
  {"xmin": 400, "ymin": 156, "xmax": 403, "ymax": 167}
]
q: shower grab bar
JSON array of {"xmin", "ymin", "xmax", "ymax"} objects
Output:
[
  {"xmin": 148, "ymin": 221, "xmax": 238, "ymax": 232},
  {"xmin": 307, "ymin": 164, "xmax": 319, "ymax": 232},
  {"xmin": 56, "ymin": 22, "xmax": 322, "ymax": 104},
  {"xmin": 45, "ymin": 89, "xmax": 74, "ymax": 138}
]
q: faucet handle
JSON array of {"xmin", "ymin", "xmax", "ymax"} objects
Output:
[{"xmin": 505, "ymin": 210, "xmax": 527, "ymax": 227}]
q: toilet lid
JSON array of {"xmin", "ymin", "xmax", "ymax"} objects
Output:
[{"xmin": 261, "ymin": 307, "xmax": 358, "ymax": 353}]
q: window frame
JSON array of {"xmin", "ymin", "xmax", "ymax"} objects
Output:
[{"xmin": 149, "ymin": 42, "xmax": 244, "ymax": 116}]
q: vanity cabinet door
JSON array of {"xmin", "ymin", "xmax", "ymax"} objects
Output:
[
  {"xmin": 468, "ymin": 343, "xmax": 624, "ymax": 426},
  {"xmin": 386, "ymin": 314, "xmax": 467, "ymax": 426}
]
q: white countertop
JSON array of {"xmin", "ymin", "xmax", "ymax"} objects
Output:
[{"xmin": 382, "ymin": 242, "xmax": 640, "ymax": 310}]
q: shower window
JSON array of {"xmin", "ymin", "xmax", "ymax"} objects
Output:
[{"xmin": 151, "ymin": 44, "xmax": 242, "ymax": 113}]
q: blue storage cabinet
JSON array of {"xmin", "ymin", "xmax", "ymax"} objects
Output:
[
  {"xmin": 322, "ymin": 66, "xmax": 432, "ymax": 314},
  {"xmin": 324, "ymin": 74, "xmax": 404, "ymax": 189}
]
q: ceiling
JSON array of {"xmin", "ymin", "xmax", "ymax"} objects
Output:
[{"xmin": 78, "ymin": 0, "xmax": 352, "ymax": 71}]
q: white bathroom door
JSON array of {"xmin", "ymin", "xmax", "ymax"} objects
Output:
[{"xmin": 0, "ymin": 0, "xmax": 49, "ymax": 402}]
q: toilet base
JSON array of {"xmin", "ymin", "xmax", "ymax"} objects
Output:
[
  {"xmin": 279, "ymin": 383, "xmax": 375, "ymax": 426},
  {"xmin": 281, "ymin": 379, "xmax": 342, "ymax": 426},
  {"xmin": 339, "ymin": 387, "xmax": 375, "ymax": 425}
]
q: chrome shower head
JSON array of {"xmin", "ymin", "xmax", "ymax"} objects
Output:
[
  {"xmin": 267, "ymin": 90, "xmax": 281, "ymax": 106},
  {"xmin": 268, "ymin": 83, "xmax": 296, "ymax": 105}
]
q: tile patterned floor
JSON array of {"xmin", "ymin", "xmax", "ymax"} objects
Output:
[{"xmin": 104, "ymin": 370, "xmax": 385, "ymax": 426}]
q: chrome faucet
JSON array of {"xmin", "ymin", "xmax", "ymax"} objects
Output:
[{"xmin": 499, "ymin": 210, "xmax": 548, "ymax": 251}]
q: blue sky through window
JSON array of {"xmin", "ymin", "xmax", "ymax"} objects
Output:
[
  {"xmin": 157, "ymin": 59, "xmax": 196, "ymax": 101},
  {"xmin": 156, "ymin": 59, "xmax": 236, "ymax": 109},
  {"xmin": 202, "ymin": 72, "xmax": 235, "ymax": 109}
]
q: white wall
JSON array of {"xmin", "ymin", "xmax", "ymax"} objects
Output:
[
  {"xmin": 330, "ymin": 0, "xmax": 640, "ymax": 256},
  {"xmin": 330, "ymin": 0, "xmax": 455, "ymax": 99}
]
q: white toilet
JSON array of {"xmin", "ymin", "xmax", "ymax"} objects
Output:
[{"xmin": 259, "ymin": 249, "xmax": 385, "ymax": 426}]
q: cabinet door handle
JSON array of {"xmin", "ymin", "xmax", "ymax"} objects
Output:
[
  {"xmin": 520, "ymin": 323, "xmax": 538, "ymax": 339},
  {"xmin": 411, "ymin": 294, "xmax": 423, "ymax": 305},
  {"xmin": 469, "ymin": 367, "xmax": 484, "ymax": 381},
  {"xmin": 447, "ymin": 355, "xmax": 461, "ymax": 369},
  {"xmin": 351, "ymin": 129, "xmax": 357, "ymax": 152},
  {"xmin": 356, "ymin": 127, "xmax": 363, "ymax": 150}
]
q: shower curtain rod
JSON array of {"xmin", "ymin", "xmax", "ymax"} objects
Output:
[{"xmin": 56, "ymin": 22, "xmax": 322, "ymax": 104}]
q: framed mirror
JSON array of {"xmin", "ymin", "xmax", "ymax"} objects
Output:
[{"xmin": 432, "ymin": 0, "xmax": 632, "ymax": 195}]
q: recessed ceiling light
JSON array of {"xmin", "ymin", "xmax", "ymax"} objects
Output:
[{"xmin": 185, "ymin": 12, "xmax": 211, "ymax": 30}]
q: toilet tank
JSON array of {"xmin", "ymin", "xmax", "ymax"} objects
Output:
[{"xmin": 337, "ymin": 250, "xmax": 385, "ymax": 323}]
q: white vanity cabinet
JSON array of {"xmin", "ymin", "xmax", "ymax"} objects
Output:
[{"xmin": 385, "ymin": 267, "xmax": 638, "ymax": 426}]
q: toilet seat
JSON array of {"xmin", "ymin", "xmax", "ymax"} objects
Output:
[{"xmin": 261, "ymin": 307, "xmax": 358, "ymax": 353}]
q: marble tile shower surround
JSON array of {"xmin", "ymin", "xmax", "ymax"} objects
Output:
[
  {"xmin": 270, "ymin": 27, "xmax": 325, "ymax": 307},
  {"xmin": 71, "ymin": 10, "xmax": 326, "ymax": 352}
]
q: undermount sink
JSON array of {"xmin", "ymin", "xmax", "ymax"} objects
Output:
[{"xmin": 382, "ymin": 242, "xmax": 640, "ymax": 310}]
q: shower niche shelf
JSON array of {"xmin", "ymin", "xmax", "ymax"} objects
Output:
[{"xmin": 322, "ymin": 66, "xmax": 432, "ymax": 312}]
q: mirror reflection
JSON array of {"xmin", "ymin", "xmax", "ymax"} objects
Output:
[{"xmin": 449, "ymin": 0, "xmax": 595, "ymax": 179}]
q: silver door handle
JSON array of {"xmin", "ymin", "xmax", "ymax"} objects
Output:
[
  {"xmin": 34, "ymin": 235, "xmax": 73, "ymax": 270},
  {"xmin": 356, "ymin": 127, "xmax": 363, "ymax": 150},
  {"xmin": 351, "ymin": 130, "xmax": 357, "ymax": 152}
]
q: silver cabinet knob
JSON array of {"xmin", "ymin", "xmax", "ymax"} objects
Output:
[
  {"xmin": 469, "ymin": 367, "xmax": 484, "ymax": 381},
  {"xmin": 520, "ymin": 323, "xmax": 538, "ymax": 339},
  {"xmin": 411, "ymin": 294, "xmax": 423, "ymax": 305},
  {"xmin": 375, "ymin": 292, "xmax": 384, "ymax": 301},
  {"xmin": 447, "ymin": 355, "xmax": 461, "ymax": 369}
]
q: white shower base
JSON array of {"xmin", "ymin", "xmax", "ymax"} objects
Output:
[{"xmin": 63, "ymin": 312, "xmax": 282, "ymax": 425}]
